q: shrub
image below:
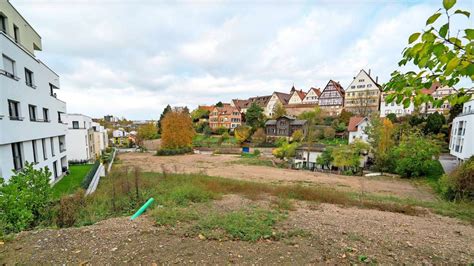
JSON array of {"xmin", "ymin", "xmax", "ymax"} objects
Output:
[
  {"xmin": 274, "ymin": 137, "xmax": 287, "ymax": 147},
  {"xmin": 323, "ymin": 127, "xmax": 336, "ymax": 139},
  {"xmin": 221, "ymin": 131, "xmax": 230, "ymax": 141},
  {"xmin": 272, "ymin": 142, "xmax": 299, "ymax": 160},
  {"xmin": 215, "ymin": 126, "xmax": 228, "ymax": 135},
  {"xmin": 439, "ymin": 157, "xmax": 474, "ymax": 201},
  {"xmin": 291, "ymin": 129, "xmax": 304, "ymax": 142},
  {"xmin": 156, "ymin": 147, "xmax": 193, "ymax": 156},
  {"xmin": 81, "ymin": 160, "xmax": 100, "ymax": 189},
  {"xmin": 253, "ymin": 149, "xmax": 261, "ymax": 157},
  {"xmin": 234, "ymin": 126, "xmax": 252, "ymax": 143},
  {"xmin": 55, "ymin": 190, "xmax": 85, "ymax": 228},
  {"xmin": 251, "ymin": 128, "xmax": 266, "ymax": 145},
  {"xmin": 0, "ymin": 163, "xmax": 52, "ymax": 234}
]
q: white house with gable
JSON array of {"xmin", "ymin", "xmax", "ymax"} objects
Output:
[{"xmin": 348, "ymin": 116, "xmax": 369, "ymax": 144}]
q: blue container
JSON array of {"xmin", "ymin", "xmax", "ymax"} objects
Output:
[{"xmin": 242, "ymin": 147, "xmax": 250, "ymax": 153}]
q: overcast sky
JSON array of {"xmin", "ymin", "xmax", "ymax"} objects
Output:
[{"xmin": 13, "ymin": 0, "xmax": 473, "ymax": 120}]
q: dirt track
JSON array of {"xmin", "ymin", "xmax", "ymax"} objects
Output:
[
  {"xmin": 1, "ymin": 195, "xmax": 473, "ymax": 264},
  {"xmin": 118, "ymin": 152, "xmax": 435, "ymax": 201}
]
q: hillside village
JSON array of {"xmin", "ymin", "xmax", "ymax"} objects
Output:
[{"xmin": 1, "ymin": 0, "xmax": 473, "ymax": 264}]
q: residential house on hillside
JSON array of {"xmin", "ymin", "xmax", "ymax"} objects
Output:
[
  {"xmin": 66, "ymin": 114, "xmax": 95, "ymax": 162},
  {"xmin": 302, "ymin": 87, "xmax": 321, "ymax": 104},
  {"xmin": 265, "ymin": 115, "xmax": 307, "ymax": 137},
  {"xmin": 449, "ymin": 99, "xmax": 474, "ymax": 162},
  {"xmin": 231, "ymin": 95, "xmax": 271, "ymax": 113},
  {"xmin": 209, "ymin": 104, "xmax": 242, "ymax": 130},
  {"xmin": 293, "ymin": 144, "xmax": 326, "ymax": 170},
  {"xmin": 344, "ymin": 69, "xmax": 382, "ymax": 116},
  {"xmin": 0, "ymin": 0, "xmax": 68, "ymax": 182},
  {"xmin": 318, "ymin": 80, "xmax": 345, "ymax": 116},
  {"xmin": 288, "ymin": 86, "xmax": 307, "ymax": 105},
  {"xmin": 380, "ymin": 82, "xmax": 457, "ymax": 117},
  {"xmin": 348, "ymin": 116, "xmax": 369, "ymax": 144},
  {"xmin": 91, "ymin": 122, "xmax": 108, "ymax": 157},
  {"xmin": 112, "ymin": 128, "xmax": 128, "ymax": 145},
  {"xmin": 265, "ymin": 92, "xmax": 291, "ymax": 117}
]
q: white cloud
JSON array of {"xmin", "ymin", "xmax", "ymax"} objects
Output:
[{"xmin": 10, "ymin": 0, "xmax": 450, "ymax": 119}]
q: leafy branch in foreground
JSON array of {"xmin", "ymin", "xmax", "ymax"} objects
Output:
[{"xmin": 384, "ymin": 0, "xmax": 473, "ymax": 108}]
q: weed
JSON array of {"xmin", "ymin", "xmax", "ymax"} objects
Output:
[
  {"xmin": 150, "ymin": 206, "xmax": 200, "ymax": 226},
  {"xmin": 193, "ymin": 208, "xmax": 283, "ymax": 242},
  {"xmin": 272, "ymin": 197, "xmax": 296, "ymax": 211}
]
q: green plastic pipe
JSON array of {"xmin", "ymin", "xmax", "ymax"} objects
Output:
[{"xmin": 130, "ymin": 198, "xmax": 154, "ymax": 220}]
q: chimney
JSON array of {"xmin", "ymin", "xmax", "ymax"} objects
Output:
[
  {"xmin": 368, "ymin": 69, "xmax": 371, "ymax": 77},
  {"xmin": 376, "ymin": 76, "xmax": 378, "ymax": 83}
]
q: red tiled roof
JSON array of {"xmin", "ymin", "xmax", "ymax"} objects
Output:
[
  {"xmin": 420, "ymin": 82, "xmax": 441, "ymax": 95},
  {"xmin": 274, "ymin": 92, "xmax": 292, "ymax": 104},
  {"xmin": 348, "ymin": 116, "xmax": 366, "ymax": 132},
  {"xmin": 308, "ymin": 87, "xmax": 321, "ymax": 97},
  {"xmin": 296, "ymin": 89, "xmax": 307, "ymax": 100},
  {"xmin": 198, "ymin": 105, "xmax": 214, "ymax": 112}
]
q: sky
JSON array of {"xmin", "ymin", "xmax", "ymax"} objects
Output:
[{"xmin": 12, "ymin": 0, "xmax": 473, "ymax": 120}]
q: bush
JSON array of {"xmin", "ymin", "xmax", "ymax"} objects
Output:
[
  {"xmin": 81, "ymin": 160, "xmax": 100, "ymax": 189},
  {"xmin": 291, "ymin": 129, "xmax": 304, "ymax": 142},
  {"xmin": 323, "ymin": 127, "xmax": 336, "ymax": 139},
  {"xmin": 221, "ymin": 131, "xmax": 230, "ymax": 141},
  {"xmin": 439, "ymin": 157, "xmax": 474, "ymax": 201},
  {"xmin": 0, "ymin": 163, "xmax": 52, "ymax": 234},
  {"xmin": 156, "ymin": 147, "xmax": 193, "ymax": 156},
  {"xmin": 55, "ymin": 190, "xmax": 85, "ymax": 228},
  {"xmin": 214, "ymin": 126, "xmax": 228, "ymax": 135}
]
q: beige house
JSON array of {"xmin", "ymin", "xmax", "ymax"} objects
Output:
[
  {"xmin": 264, "ymin": 92, "xmax": 291, "ymax": 117},
  {"xmin": 344, "ymin": 69, "xmax": 382, "ymax": 116},
  {"xmin": 302, "ymin": 87, "xmax": 321, "ymax": 104},
  {"xmin": 288, "ymin": 86, "xmax": 307, "ymax": 105}
]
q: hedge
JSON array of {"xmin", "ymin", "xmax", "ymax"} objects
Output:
[
  {"xmin": 80, "ymin": 160, "xmax": 100, "ymax": 189},
  {"xmin": 156, "ymin": 147, "xmax": 193, "ymax": 156}
]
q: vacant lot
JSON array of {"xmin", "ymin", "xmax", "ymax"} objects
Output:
[
  {"xmin": 2, "ymin": 195, "xmax": 473, "ymax": 264},
  {"xmin": 119, "ymin": 152, "xmax": 435, "ymax": 201}
]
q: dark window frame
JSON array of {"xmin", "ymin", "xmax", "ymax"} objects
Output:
[
  {"xmin": 28, "ymin": 104, "xmax": 37, "ymax": 121},
  {"xmin": 13, "ymin": 24, "xmax": 19, "ymax": 42},
  {"xmin": 72, "ymin": 121, "xmax": 79, "ymax": 129},
  {"xmin": 42, "ymin": 138, "xmax": 47, "ymax": 160},
  {"xmin": 8, "ymin": 99, "xmax": 21, "ymax": 120},
  {"xmin": 11, "ymin": 142, "xmax": 23, "ymax": 171},
  {"xmin": 25, "ymin": 68, "xmax": 34, "ymax": 88},
  {"xmin": 32, "ymin": 140, "xmax": 38, "ymax": 163},
  {"xmin": 43, "ymin": 108, "xmax": 49, "ymax": 122}
]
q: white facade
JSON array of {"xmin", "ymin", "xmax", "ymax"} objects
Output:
[
  {"xmin": 288, "ymin": 91, "xmax": 303, "ymax": 104},
  {"xmin": 112, "ymin": 129, "xmax": 127, "ymax": 138},
  {"xmin": 92, "ymin": 122, "xmax": 108, "ymax": 157},
  {"xmin": 449, "ymin": 99, "xmax": 474, "ymax": 162},
  {"xmin": 380, "ymin": 93, "xmax": 415, "ymax": 117},
  {"xmin": 348, "ymin": 118, "xmax": 369, "ymax": 144},
  {"xmin": 66, "ymin": 114, "xmax": 94, "ymax": 162},
  {"xmin": 302, "ymin": 88, "xmax": 319, "ymax": 104},
  {"xmin": 0, "ymin": 5, "xmax": 68, "ymax": 182}
]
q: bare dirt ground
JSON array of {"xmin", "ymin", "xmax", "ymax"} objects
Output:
[
  {"xmin": 1, "ymin": 195, "xmax": 473, "ymax": 264},
  {"xmin": 118, "ymin": 152, "xmax": 435, "ymax": 201}
]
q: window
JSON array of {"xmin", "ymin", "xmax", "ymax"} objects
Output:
[
  {"xmin": 42, "ymin": 138, "xmax": 47, "ymax": 160},
  {"xmin": 32, "ymin": 140, "xmax": 38, "ymax": 163},
  {"xmin": 28, "ymin": 105, "xmax": 37, "ymax": 121},
  {"xmin": 58, "ymin": 112, "xmax": 64, "ymax": 123},
  {"xmin": 25, "ymin": 68, "xmax": 34, "ymax": 87},
  {"xmin": 0, "ymin": 14, "xmax": 6, "ymax": 33},
  {"xmin": 13, "ymin": 24, "xmax": 19, "ymax": 42},
  {"xmin": 8, "ymin": 100, "xmax": 21, "ymax": 120},
  {"xmin": 11, "ymin": 143, "xmax": 23, "ymax": 171},
  {"xmin": 2, "ymin": 55, "xmax": 15, "ymax": 78},
  {"xmin": 72, "ymin": 121, "xmax": 79, "ymax": 129},
  {"xmin": 50, "ymin": 137, "xmax": 55, "ymax": 156},
  {"xmin": 53, "ymin": 161, "xmax": 58, "ymax": 179},
  {"xmin": 43, "ymin": 108, "xmax": 49, "ymax": 122}
]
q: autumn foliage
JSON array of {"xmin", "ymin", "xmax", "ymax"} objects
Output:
[{"xmin": 161, "ymin": 111, "xmax": 195, "ymax": 149}]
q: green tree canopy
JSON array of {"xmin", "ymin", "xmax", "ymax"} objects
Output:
[
  {"xmin": 245, "ymin": 102, "xmax": 265, "ymax": 129},
  {"xmin": 384, "ymin": 0, "xmax": 473, "ymax": 108}
]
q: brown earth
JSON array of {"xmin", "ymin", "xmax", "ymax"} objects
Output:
[
  {"xmin": 1, "ymin": 195, "xmax": 473, "ymax": 264},
  {"xmin": 118, "ymin": 152, "xmax": 435, "ymax": 201}
]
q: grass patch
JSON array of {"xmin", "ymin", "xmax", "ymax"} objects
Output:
[
  {"xmin": 192, "ymin": 208, "xmax": 283, "ymax": 242},
  {"xmin": 150, "ymin": 206, "xmax": 200, "ymax": 226},
  {"xmin": 51, "ymin": 164, "xmax": 93, "ymax": 199},
  {"xmin": 232, "ymin": 157, "xmax": 275, "ymax": 167},
  {"xmin": 193, "ymin": 134, "xmax": 237, "ymax": 148},
  {"xmin": 272, "ymin": 197, "xmax": 296, "ymax": 211}
]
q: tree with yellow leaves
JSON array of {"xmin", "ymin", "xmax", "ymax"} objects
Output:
[
  {"xmin": 161, "ymin": 111, "xmax": 195, "ymax": 149},
  {"xmin": 366, "ymin": 116, "xmax": 396, "ymax": 173}
]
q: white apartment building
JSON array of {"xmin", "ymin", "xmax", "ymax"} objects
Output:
[
  {"xmin": 0, "ymin": 1, "xmax": 68, "ymax": 182},
  {"xmin": 92, "ymin": 122, "xmax": 108, "ymax": 157},
  {"xmin": 66, "ymin": 114, "xmax": 95, "ymax": 162},
  {"xmin": 449, "ymin": 99, "xmax": 474, "ymax": 162},
  {"xmin": 380, "ymin": 92, "xmax": 415, "ymax": 117}
]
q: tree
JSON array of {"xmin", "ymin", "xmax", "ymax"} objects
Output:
[
  {"xmin": 191, "ymin": 108, "xmax": 210, "ymax": 122},
  {"xmin": 339, "ymin": 109, "xmax": 353, "ymax": 125},
  {"xmin": 158, "ymin": 104, "xmax": 172, "ymax": 134},
  {"xmin": 424, "ymin": 112, "xmax": 446, "ymax": 135},
  {"xmin": 331, "ymin": 140, "xmax": 369, "ymax": 174},
  {"xmin": 366, "ymin": 117, "xmax": 396, "ymax": 173},
  {"xmin": 386, "ymin": 113, "xmax": 397, "ymax": 123},
  {"xmin": 234, "ymin": 126, "xmax": 252, "ymax": 144},
  {"xmin": 272, "ymin": 102, "xmax": 287, "ymax": 119},
  {"xmin": 439, "ymin": 156, "xmax": 474, "ymax": 201},
  {"xmin": 136, "ymin": 122, "xmax": 158, "ymax": 146},
  {"xmin": 384, "ymin": 0, "xmax": 473, "ymax": 109},
  {"xmin": 245, "ymin": 102, "xmax": 265, "ymax": 129},
  {"xmin": 291, "ymin": 129, "xmax": 304, "ymax": 142},
  {"xmin": 251, "ymin": 128, "xmax": 267, "ymax": 145},
  {"xmin": 0, "ymin": 163, "xmax": 52, "ymax": 234},
  {"xmin": 391, "ymin": 131, "xmax": 441, "ymax": 178},
  {"xmin": 161, "ymin": 111, "xmax": 195, "ymax": 149},
  {"xmin": 272, "ymin": 141, "xmax": 299, "ymax": 160},
  {"xmin": 215, "ymin": 101, "xmax": 224, "ymax": 107},
  {"xmin": 323, "ymin": 127, "xmax": 336, "ymax": 139},
  {"xmin": 316, "ymin": 148, "xmax": 333, "ymax": 170}
]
